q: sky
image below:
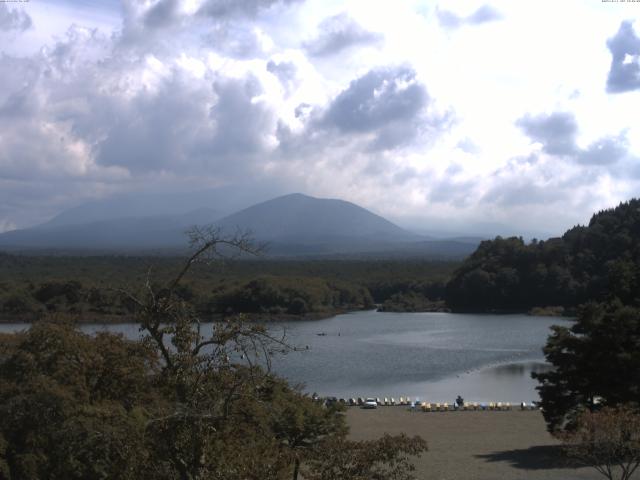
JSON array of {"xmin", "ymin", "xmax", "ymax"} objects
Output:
[{"xmin": 1, "ymin": 0, "xmax": 639, "ymax": 237}]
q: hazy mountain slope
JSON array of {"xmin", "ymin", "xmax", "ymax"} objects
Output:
[
  {"xmin": 0, "ymin": 192, "xmax": 418, "ymax": 251},
  {"xmin": 216, "ymin": 193, "xmax": 417, "ymax": 244},
  {"xmin": 42, "ymin": 186, "xmax": 281, "ymax": 229},
  {"xmin": 0, "ymin": 193, "xmax": 480, "ymax": 258},
  {"xmin": 0, "ymin": 209, "xmax": 218, "ymax": 249}
]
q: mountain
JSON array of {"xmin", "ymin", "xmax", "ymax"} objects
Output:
[
  {"xmin": 217, "ymin": 193, "xmax": 415, "ymax": 243},
  {"xmin": 0, "ymin": 209, "xmax": 218, "ymax": 251},
  {"xmin": 0, "ymin": 192, "xmax": 479, "ymax": 258},
  {"xmin": 214, "ymin": 194, "xmax": 480, "ymax": 257}
]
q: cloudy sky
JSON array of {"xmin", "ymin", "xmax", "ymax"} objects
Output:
[{"xmin": 1, "ymin": 0, "xmax": 639, "ymax": 237}]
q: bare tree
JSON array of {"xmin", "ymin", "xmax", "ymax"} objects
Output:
[
  {"xmin": 119, "ymin": 227, "xmax": 295, "ymax": 480},
  {"xmin": 560, "ymin": 405, "xmax": 640, "ymax": 480},
  {"xmin": 118, "ymin": 226, "xmax": 283, "ymax": 376}
]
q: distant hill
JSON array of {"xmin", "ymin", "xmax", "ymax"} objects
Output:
[{"xmin": 0, "ymin": 193, "xmax": 480, "ymax": 258}]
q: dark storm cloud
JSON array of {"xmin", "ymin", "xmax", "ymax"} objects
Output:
[
  {"xmin": 95, "ymin": 74, "xmax": 274, "ymax": 174},
  {"xmin": 124, "ymin": 0, "xmax": 302, "ymax": 54},
  {"xmin": 517, "ymin": 111, "xmax": 632, "ymax": 166},
  {"xmin": 0, "ymin": 16, "xmax": 291, "ymax": 230},
  {"xmin": 606, "ymin": 21, "xmax": 640, "ymax": 94},
  {"xmin": 207, "ymin": 76, "xmax": 275, "ymax": 156},
  {"xmin": 437, "ymin": 4, "xmax": 502, "ymax": 29},
  {"xmin": 144, "ymin": 0, "xmax": 181, "ymax": 28},
  {"xmin": 322, "ymin": 66, "xmax": 427, "ymax": 133},
  {"xmin": 140, "ymin": 0, "xmax": 301, "ymax": 27},
  {"xmin": 304, "ymin": 13, "xmax": 383, "ymax": 57},
  {"xmin": 94, "ymin": 79, "xmax": 209, "ymax": 173},
  {"xmin": 276, "ymin": 66, "xmax": 451, "ymax": 158},
  {"xmin": 0, "ymin": 33, "xmax": 111, "ymax": 183},
  {"xmin": 286, "ymin": 66, "xmax": 453, "ymax": 153},
  {"xmin": 0, "ymin": 3, "xmax": 32, "ymax": 32},
  {"xmin": 577, "ymin": 134, "xmax": 629, "ymax": 165},
  {"xmin": 516, "ymin": 112, "xmax": 578, "ymax": 156},
  {"xmin": 198, "ymin": 0, "xmax": 302, "ymax": 19}
]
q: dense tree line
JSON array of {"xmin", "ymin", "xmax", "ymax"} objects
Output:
[
  {"xmin": 446, "ymin": 199, "xmax": 640, "ymax": 312},
  {"xmin": 0, "ymin": 256, "xmax": 456, "ymax": 320},
  {"xmin": 377, "ymin": 291, "xmax": 448, "ymax": 313},
  {"xmin": 212, "ymin": 276, "xmax": 373, "ymax": 316},
  {"xmin": 0, "ymin": 276, "xmax": 373, "ymax": 320},
  {"xmin": 0, "ymin": 255, "xmax": 457, "ymax": 288}
]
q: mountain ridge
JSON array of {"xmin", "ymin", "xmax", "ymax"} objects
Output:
[{"xmin": 0, "ymin": 193, "xmax": 480, "ymax": 258}]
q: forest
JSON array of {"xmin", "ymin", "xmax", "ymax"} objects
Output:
[
  {"xmin": 0, "ymin": 254, "xmax": 456, "ymax": 322},
  {"xmin": 445, "ymin": 199, "xmax": 640, "ymax": 313}
]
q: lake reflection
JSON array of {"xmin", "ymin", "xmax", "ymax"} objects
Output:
[
  {"xmin": 0, "ymin": 311, "xmax": 569, "ymax": 403},
  {"xmin": 403, "ymin": 361, "xmax": 554, "ymax": 405}
]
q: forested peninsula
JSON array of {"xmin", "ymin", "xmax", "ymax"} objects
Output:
[{"xmin": 445, "ymin": 199, "xmax": 640, "ymax": 314}]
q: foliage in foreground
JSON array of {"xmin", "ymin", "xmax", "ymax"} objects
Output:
[
  {"xmin": 560, "ymin": 405, "xmax": 640, "ymax": 480},
  {"xmin": 0, "ymin": 229, "xmax": 427, "ymax": 479},
  {"xmin": 304, "ymin": 433, "xmax": 428, "ymax": 480}
]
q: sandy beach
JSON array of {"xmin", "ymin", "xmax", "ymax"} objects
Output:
[{"xmin": 346, "ymin": 407, "xmax": 601, "ymax": 480}]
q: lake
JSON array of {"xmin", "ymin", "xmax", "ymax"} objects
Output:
[{"xmin": 0, "ymin": 311, "xmax": 569, "ymax": 404}]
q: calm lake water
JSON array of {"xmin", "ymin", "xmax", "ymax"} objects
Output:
[{"xmin": 0, "ymin": 311, "xmax": 570, "ymax": 403}]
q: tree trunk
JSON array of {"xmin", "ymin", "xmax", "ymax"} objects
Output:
[{"xmin": 292, "ymin": 457, "xmax": 300, "ymax": 480}]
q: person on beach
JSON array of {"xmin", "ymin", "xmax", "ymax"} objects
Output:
[{"xmin": 455, "ymin": 395, "xmax": 464, "ymax": 409}]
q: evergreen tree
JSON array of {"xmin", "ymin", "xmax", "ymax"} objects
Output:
[{"xmin": 534, "ymin": 302, "xmax": 640, "ymax": 432}]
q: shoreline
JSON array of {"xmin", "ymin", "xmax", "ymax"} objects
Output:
[
  {"xmin": 0, "ymin": 305, "xmax": 576, "ymax": 324},
  {"xmin": 0, "ymin": 309, "xmax": 351, "ymax": 325},
  {"xmin": 309, "ymin": 357, "xmax": 550, "ymax": 404}
]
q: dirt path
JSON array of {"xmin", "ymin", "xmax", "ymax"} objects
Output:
[{"xmin": 346, "ymin": 407, "xmax": 602, "ymax": 480}]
